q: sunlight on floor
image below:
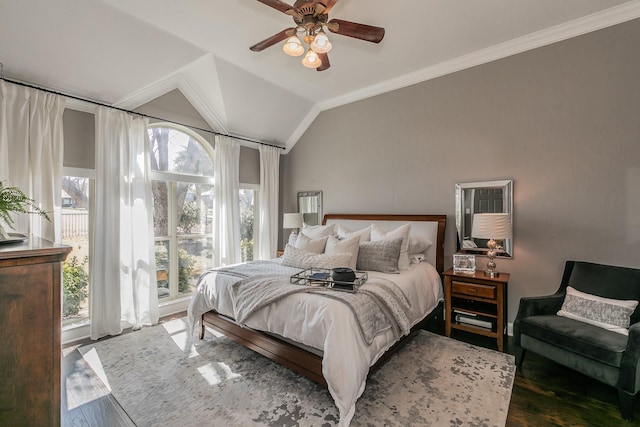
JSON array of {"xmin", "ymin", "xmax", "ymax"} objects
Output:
[
  {"xmin": 197, "ymin": 362, "xmax": 241, "ymax": 385},
  {"xmin": 160, "ymin": 317, "xmax": 243, "ymax": 385},
  {"xmin": 161, "ymin": 316, "xmax": 226, "ymax": 358},
  {"xmin": 80, "ymin": 348, "xmax": 112, "ymax": 391},
  {"xmin": 161, "ymin": 317, "xmax": 201, "ymax": 356},
  {"xmin": 66, "ymin": 348, "xmax": 111, "ymax": 410}
]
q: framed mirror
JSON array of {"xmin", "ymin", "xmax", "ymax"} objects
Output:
[
  {"xmin": 455, "ymin": 180, "xmax": 513, "ymax": 258},
  {"xmin": 298, "ymin": 191, "xmax": 322, "ymax": 226}
]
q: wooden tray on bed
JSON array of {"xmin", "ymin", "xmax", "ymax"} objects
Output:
[{"xmin": 200, "ymin": 213, "xmax": 447, "ymax": 386}]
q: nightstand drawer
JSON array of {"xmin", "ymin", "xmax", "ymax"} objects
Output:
[{"xmin": 452, "ymin": 281, "xmax": 496, "ymax": 299}]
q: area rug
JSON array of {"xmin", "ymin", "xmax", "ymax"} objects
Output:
[{"xmin": 76, "ymin": 317, "xmax": 515, "ymax": 426}]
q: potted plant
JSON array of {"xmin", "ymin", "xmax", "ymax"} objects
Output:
[{"xmin": 0, "ymin": 181, "xmax": 50, "ymax": 240}]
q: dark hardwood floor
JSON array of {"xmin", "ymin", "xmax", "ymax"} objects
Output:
[
  {"xmin": 440, "ymin": 327, "xmax": 640, "ymax": 427},
  {"xmin": 61, "ymin": 316, "xmax": 640, "ymax": 426}
]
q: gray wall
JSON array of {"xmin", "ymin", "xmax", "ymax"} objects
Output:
[
  {"xmin": 63, "ymin": 89, "xmax": 261, "ymax": 184},
  {"xmin": 63, "ymin": 109, "xmax": 95, "ymax": 169},
  {"xmin": 282, "ymin": 19, "xmax": 640, "ymax": 324}
]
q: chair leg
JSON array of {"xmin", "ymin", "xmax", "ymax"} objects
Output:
[
  {"xmin": 514, "ymin": 346, "xmax": 526, "ymax": 368},
  {"xmin": 618, "ymin": 389, "xmax": 634, "ymax": 421}
]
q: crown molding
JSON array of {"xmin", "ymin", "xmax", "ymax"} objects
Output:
[
  {"xmin": 113, "ymin": 54, "xmax": 229, "ymax": 133},
  {"xmin": 283, "ymin": 104, "xmax": 322, "ymax": 154},
  {"xmin": 277, "ymin": 1, "xmax": 640, "ymax": 151},
  {"xmin": 317, "ymin": 1, "xmax": 640, "ymax": 112},
  {"xmin": 114, "ymin": 73, "xmax": 184, "ymax": 111}
]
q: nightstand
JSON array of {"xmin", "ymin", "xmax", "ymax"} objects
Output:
[{"xmin": 443, "ymin": 268, "xmax": 509, "ymax": 352}]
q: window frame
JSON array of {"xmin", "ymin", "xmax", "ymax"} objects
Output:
[
  {"xmin": 60, "ymin": 167, "xmax": 95, "ymax": 342},
  {"xmin": 239, "ymin": 183, "xmax": 260, "ymax": 262},
  {"xmin": 148, "ymin": 123, "xmax": 215, "ymax": 302}
]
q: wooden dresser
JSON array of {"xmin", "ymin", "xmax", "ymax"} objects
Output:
[{"xmin": 0, "ymin": 238, "xmax": 71, "ymax": 426}]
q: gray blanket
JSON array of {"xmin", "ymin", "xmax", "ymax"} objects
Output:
[{"xmin": 230, "ymin": 273, "xmax": 414, "ymax": 345}]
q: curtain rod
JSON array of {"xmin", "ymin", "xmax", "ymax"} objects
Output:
[{"xmin": 0, "ymin": 74, "xmax": 286, "ymax": 150}]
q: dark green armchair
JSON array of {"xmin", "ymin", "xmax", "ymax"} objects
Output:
[{"xmin": 513, "ymin": 261, "xmax": 640, "ymax": 420}]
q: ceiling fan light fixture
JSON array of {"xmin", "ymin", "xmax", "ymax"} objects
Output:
[
  {"xmin": 282, "ymin": 35, "xmax": 304, "ymax": 56},
  {"xmin": 301, "ymin": 49, "xmax": 322, "ymax": 68},
  {"xmin": 310, "ymin": 30, "xmax": 332, "ymax": 53}
]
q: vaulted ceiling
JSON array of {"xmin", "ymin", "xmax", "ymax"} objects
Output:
[{"xmin": 1, "ymin": 0, "xmax": 639, "ymax": 152}]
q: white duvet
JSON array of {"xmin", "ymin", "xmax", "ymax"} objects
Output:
[{"xmin": 188, "ymin": 260, "xmax": 443, "ymax": 426}]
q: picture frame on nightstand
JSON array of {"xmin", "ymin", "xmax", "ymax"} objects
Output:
[{"xmin": 453, "ymin": 253, "xmax": 476, "ymax": 274}]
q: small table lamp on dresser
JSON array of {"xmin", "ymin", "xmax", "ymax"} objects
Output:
[
  {"xmin": 471, "ymin": 213, "xmax": 513, "ymax": 278},
  {"xmin": 283, "ymin": 212, "xmax": 303, "ymax": 245}
]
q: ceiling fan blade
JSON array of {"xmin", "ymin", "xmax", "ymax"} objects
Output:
[
  {"xmin": 327, "ymin": 19, "xmax": 385, "ymax": 43},
  {"xmin": 317, "ymin": 52, "xmax": 330, "ymax": 71},
  {"xmin": 256, "ymin": 0, "xmax": 297, "ymax": 15},
  {"xmin": 249, "ymin": 28, "xmax": 295, "ymax": 52},
  {"xmin": 318, "ymin": 0, "xmax": 339, "ymax": 15}
]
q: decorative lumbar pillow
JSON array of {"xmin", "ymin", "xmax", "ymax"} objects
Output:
[
  {"xmin": 335, "ymin": 224, "xmax": 371, "ymax": 242},
  {"xmin": 325, "ymin": 234, "xmax": 360, "ymax": 270},
  {"xmin": 370, "ymin": 223, "xmax": 411, "ymax": 270},
  {"xmin": 300, "ymin": 223, "xmax": 336, "ymax": 239},
  {"xmin": 294, "ymin": 233, "xmax": 328, "ymax": 254},
  {"xmin": 356, "ymin": 237, "xmax": 403, "ymax": 274},
  {"xmin": 281, "ymin": 244, "xmax": 350, "ymax": 270},
  {"xmin": 557, "ymin": 286, "xmax": 639, "ymax": 335}
]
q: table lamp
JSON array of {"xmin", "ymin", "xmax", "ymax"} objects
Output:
[
  {"xmin": 471, "ymin": 213, "xmax": 513, "ymax": 277},
  {"xmin": 283, "ymin": 212, "xmax": 303, "ymax": 245}
]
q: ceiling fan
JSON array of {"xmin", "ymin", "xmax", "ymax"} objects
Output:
[{"xmin": 250, "ymin": 0, "xmax": 385, "ymax": 71}]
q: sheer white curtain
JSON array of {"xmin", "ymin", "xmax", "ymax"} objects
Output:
[
  {"xmin": 213, "ymin": 135, "xmax": 241, "ymax": 266},
  {"xmin": 257, "ymin": 145, "xmax": 280, "ymax": 260},
  {"xmin": 0, "ymin": 81, "xmax": 66, "ymax": 241},
  {"xmin": 90, "ymin": 107, "xmax": 158, "ymax": 340}
]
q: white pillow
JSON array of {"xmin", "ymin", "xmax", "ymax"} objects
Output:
[
  {"xmin": 557, "ymin": 286, "xmax": 639, "ymax": 335},
  {"xmin": 409, "ymin": 235, "xmax": 432, "ymax": 254},
  {"xmin": 335, "ymin": 224, "xmax": 371, "ymax": 242},
  {"xmin": 281, "ymin": 244, "xmax": 350, "ymax": 270},
  {"xmin": 301, "ymin": 223, "xmax": 336, "ymax": 239},
  {"xmin": 294, "ymin": 233, "xmax": 328, "ymax": 254},
  {"xmin": 370, "ymin": 223, "xmax": 411, "ymax": 270},
  {"xmin": 325, "ymin": 234, "xmax": 360, "ymax": 270}
]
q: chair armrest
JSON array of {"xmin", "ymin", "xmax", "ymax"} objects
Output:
[
  {"xmin": 516, "ymin": 292, "xmax": 565, "ymax": 318},
  {"xmin": 513, "ymin": 292, "xmax": 565, "ymax": 346},
  {"xmin": 619, "ymin": 323, "xmax": 640, "ymax": 394}
]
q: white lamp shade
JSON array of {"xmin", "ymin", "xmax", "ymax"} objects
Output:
[
  {"xmin": 283, "ymin": 36, "xmax": 304, "ymax": 56},
  {"xmin": 301, "ymin": 49, "xmax": 322, "ymax": 68},
  {"xmin": 310, "ymin": 31, "xmax": 332, "ymax": 54},
  {"xmin": 283, "ymin": 213, "xmax": 303, "ymax": 229},
  {"xmin": 471, "ymin": 213, "xmax": 513, "ymax": 240}
]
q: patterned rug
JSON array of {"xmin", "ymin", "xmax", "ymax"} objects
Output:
[{"xmin": 75, "ymin": 317, "xmax": 515, "ymax": 426}]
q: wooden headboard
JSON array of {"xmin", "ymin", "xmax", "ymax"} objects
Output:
[{"xmin": 322, "ymin": 214, "xmax": 447, "ymax": 275}]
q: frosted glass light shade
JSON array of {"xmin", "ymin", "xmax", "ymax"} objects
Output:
[
  {"xmin": 283, "ymin": 36, "xmax": 304, "ymax": 56},
  {"xmin": 471, "ymin": 213, "xmax": 513, "ymax": 240},
  {"xmin": 283, "ymin": 213, "xmax": 303, "ymax": 229},
  {"xmin": 301, "ymin": 49, "xmax": 322, "ymax": 68},
  {"xmin": 310, "ymin": 31, "xmax": 332, "ymax": 53}
]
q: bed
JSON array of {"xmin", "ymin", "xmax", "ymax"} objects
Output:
[{"xmin": 188, "ymin": 214, "xmax": 446, "ymax": 426}]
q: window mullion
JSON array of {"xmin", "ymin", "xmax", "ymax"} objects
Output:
[{"xmin": 168, "ymin": 182, "xmax": 179, "ymax": 299}]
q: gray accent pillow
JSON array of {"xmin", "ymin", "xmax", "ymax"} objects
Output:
[
  {"xmin": 557, "ymin": 286, "xmax": 639, "ymax": 335},
  {"xmin": 356, "ymin": 237, "xmax": 403, "ymax": 273}
]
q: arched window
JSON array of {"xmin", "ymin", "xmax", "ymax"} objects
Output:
[{"xmin": 148, "ymin": 124, "xmax": 214, "ymax": 301}]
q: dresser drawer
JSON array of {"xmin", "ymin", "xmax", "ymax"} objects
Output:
[{"xmin": 452, "ymin": 281, "xmax": 496, "ymax": 299}]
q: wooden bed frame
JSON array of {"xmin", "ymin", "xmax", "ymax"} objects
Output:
[{"xmin": 200, "ymin": 214, "xmax": 447, "ymax": 386}]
